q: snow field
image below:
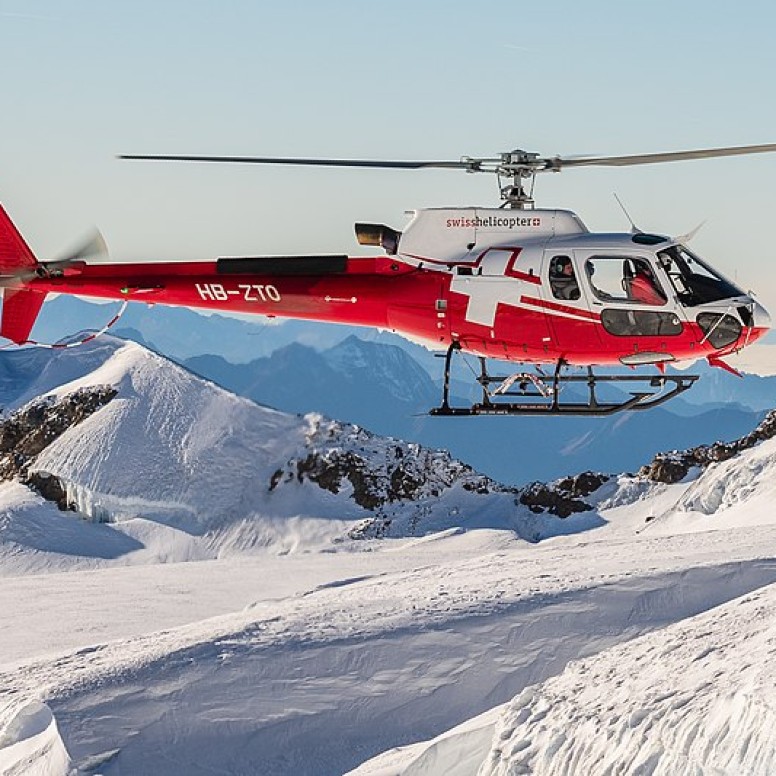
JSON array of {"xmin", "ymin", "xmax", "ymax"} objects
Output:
[{"xmin": 4, "ymin": 531, "xmax": 776, "ymax": 774}]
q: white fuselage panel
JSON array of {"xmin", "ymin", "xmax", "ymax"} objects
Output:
[{"xmin": 397, "ymin": 208, "xmax": 588, "ymax": 265}]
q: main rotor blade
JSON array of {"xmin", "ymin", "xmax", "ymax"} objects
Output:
[
  {"xmin": 119, "ymin": 143, "xmax": 776, "ymax": 178},
  {"xmin": 553, "ymin": 143, "xmax": 776, "ymax": 169},
  {"xmin": 119, "ymin": 154, "xmax": 478, "ymax": 170}
]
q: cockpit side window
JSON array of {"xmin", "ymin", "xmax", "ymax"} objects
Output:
[
  {"xmin": 584, "ymin": 256, "xmax": 667, "ymax": 306},
  {"xmin": 657, "ymin": 245, "xmax": 743, "ymax": 306}
]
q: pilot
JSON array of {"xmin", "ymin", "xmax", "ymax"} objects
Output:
[{"xmin": 550, "ymin": 256, "xmax": 580, "ymax": 300}]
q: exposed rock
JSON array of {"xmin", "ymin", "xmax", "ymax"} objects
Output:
[
  {"xmin": 347, "ymin": 516, "xmax": 393, "ymax": 540},
  {"xmin": 641, "ymin": 453, "xmax": 693, "ymax": 485},
  {"xmin": 554, "ymin": 471, "xmax": 609, "ymax": 498},
  {"xmin": 25, "ymin": 471, "xmax": 76, "ymax": 511},
  {"xmin": 640, "ymin": 408, "xmax": 776, "ymax": 484},
  {"xmin": 518, "ymin": 471, "xmax": 609, "ymax": 518},
  {"xmin": 269, "ymin": 415, "xmax": 517, "ymax": 537},
  {"xmin": 269, "ymin": 415, "xmax": 612, "ymax": 533},
  {"xmin": 0, "ymin": 387, "xmax": 117, "ymax": 508},
  {"xmin": 274, "ymin": 442, "xmax": 495, "ymax": 513}
]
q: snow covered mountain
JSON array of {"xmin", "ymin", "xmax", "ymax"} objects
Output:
[{"xmin": 0, "ymin": 338, "xmax": 586, "ymax": 574}]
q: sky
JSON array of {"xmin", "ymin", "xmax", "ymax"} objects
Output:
[{"xmin": 3, "ymin": 0, "xmax": 776, "ymax": 312}]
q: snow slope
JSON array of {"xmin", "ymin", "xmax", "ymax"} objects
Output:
[
  {"xmin": 354, "ymin": 581, "xmax": 776, "ymax": 776},
  {"xmin": 350, "ymin": 440, "xmax": 776, "ymax": 775},
  {"xmin": 651, "ymin": 434, "xmax": 776, "ymax": 533},
  {"xmin": 0, "ymin": 700, "xmax": 70, "ymax": 776},
  {"xmin": 475, "ymin": 581, "xmax": 776, "ymax": 775}
]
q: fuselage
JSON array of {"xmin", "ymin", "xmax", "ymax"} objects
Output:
[{"xmin": 24, "ymin": 207, "xmax": 770, "ymax": 368}]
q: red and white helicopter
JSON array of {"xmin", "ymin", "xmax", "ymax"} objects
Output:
[{"xmin": 1, "ymin": 143, "xmax": 774, "ymax": 415}]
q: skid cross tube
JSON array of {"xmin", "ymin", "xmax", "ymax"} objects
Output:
[{"xmin": 430, "ymin": 344, "xmax": 699, "ymax": 416}]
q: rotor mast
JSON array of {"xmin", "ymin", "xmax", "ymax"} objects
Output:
[
  {"xmin": 495, "ymin": 150, "xmax": 542, "ymax": 209},
  {"xmin": 458, "ymin": 150, "xmax": 551, "ymax": 208}
]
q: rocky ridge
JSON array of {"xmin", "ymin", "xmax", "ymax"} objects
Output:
[
  {"xmin": 518, "ymin": 471, "xmax": 610, "ymax": 518},
  {"xmin": 268, "ymin": 415, "xmax": 607, "ymax": 534},
  {"xmin": 0, "ymin": 389, "xmax": 618, "ymax": 532},
  {"xmin": 639, "ymin": 408, "xmax": 776, "ymax": 483},
  {"xmin": 268, "ymin": 415, "xmax": 514, "ymax": 538},
  {"xmin": 8, "ymin": 351, "xmax": 776, "ymax": 540},
  {"xmin": 0, "ymin": 350, "xmax": 600, "ymax": 541}
]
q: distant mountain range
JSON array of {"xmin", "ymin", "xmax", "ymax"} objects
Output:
[
  {"xmin": 183, "ymin": 337, "xmax": 763, "ymax": 485},
  {"xmin": 22, "ymin": 296, "xmax": 773, "ymax": 484},
  {"xmin": 30, "ymin": 295, "xmax": 375, "ymax": 362}
]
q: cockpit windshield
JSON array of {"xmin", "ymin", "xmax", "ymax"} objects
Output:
[{"xmin": 656, "ymin": 245, "xmax": 744, "ymax": 306}]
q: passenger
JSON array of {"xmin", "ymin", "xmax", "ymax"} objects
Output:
[{"xmin": 629, "ymin": 265, "xmax": 666, "ymax": 306}]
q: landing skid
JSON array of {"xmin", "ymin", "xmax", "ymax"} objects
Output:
[{"xmin": 430, "ymin": 343, "xmax": 699, "ymax": 417}]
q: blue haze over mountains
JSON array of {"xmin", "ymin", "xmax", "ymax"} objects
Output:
[{"xmin": 28, "ymin": 296, "xmax": 771, "ymax": 485}]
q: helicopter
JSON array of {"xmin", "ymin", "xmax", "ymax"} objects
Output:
[{"xmin": 0, "ymin": 143, "xmax": 774, "ymax": 415}]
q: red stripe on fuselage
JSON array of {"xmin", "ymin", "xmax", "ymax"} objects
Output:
[
  {"xmin": 504, "ymin": 250, "xmax": 540, "ymax": 284},
  {"xmin": 520, "ymin": 295, "xmax": 601, "ymax": 321}
]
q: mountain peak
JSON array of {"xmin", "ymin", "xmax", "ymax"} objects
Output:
[{"xmin": 0, "ymin": 340, "xmax": 559, "ymax": 569}]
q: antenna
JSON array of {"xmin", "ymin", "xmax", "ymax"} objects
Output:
[
  {"xmin": 613, "ymin": 193, "xmax": 641, "ymax": 234},
  {"xmin": 675, "ymin": 221, "xmax": 706, "ymax": 244}
]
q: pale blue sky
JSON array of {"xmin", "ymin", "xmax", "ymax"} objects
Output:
[{"xmin": 3, "ymin": 0, "xmax": 776, "ymax": 308}]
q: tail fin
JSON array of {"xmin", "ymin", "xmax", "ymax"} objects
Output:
[
  {"xmin": 1, "ymin": 288, "xmax": 47, "ymax": 344},
  {"xmin": 0, "ymin": 204, "xmax": 47, "ymax": 344}
]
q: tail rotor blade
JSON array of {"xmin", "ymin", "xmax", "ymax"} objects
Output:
[
  {"xmin": 58, "ymin": 230, "xmax": 108, "ymax": 263},
  {"xmin": 0, "ymin": 229, "xmax": 110, "ymax": 286}
]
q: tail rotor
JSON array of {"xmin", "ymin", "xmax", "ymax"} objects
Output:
[{"xmin": 0, "ymin": 204, "xmax": 107, "ymax": 344}]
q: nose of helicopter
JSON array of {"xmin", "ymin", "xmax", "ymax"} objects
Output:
[
  {"xmin": 738, "ymin": 297, "xmax": 772, "ymax": 348},
  {"xmin": 751, "ymin": 298, "xmax": 771, "ymax": 333}
]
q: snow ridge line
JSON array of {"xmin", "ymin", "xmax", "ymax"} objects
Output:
[
  {"xmin": 4, "ymin": 555, "xmax": 776, "ymax": 712},
  {"xmin": 640, "ymin": 408, "xmax": 776, "ymax": 484}
]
